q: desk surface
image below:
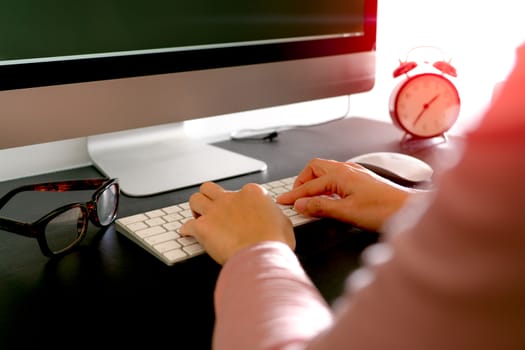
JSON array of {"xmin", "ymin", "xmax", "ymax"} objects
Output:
[{"xmin": 0, "ymin": 117, "xmax": 463, "ymax": 349}]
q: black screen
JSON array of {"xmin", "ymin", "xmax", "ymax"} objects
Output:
[{"xmin": 1, "ymin": 1, "xmax": 364, "ymax": 59}]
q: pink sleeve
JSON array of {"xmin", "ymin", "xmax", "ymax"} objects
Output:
[
  {"xmin": 213, "ymin": 43, "xmax": 525, "ymax": 350},
  {"xmin": 213, "ymin": 241, "xmax": 333, "ymax": 350}
]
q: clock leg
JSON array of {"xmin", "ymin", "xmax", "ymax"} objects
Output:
[{"xmin": 400, "ymin": 133, "xmax": 447, "ymax": 152}]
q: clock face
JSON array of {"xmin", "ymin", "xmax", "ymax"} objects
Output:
[{"xmin": 390, "ymin": 73, "xmax": 460, "ymax": 138}]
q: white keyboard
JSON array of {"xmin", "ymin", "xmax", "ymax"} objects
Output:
[{"xmin": 115, "ymin": 176, "xmax": 317, "ymax": 265}]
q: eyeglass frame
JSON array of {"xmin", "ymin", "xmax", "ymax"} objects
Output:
[{"xmin": 0, "ymin": 178, "xmax": 119, "ymax": 257}]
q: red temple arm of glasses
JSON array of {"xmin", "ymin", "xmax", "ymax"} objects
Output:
[{"xmin": 0, "ymin": 178, "xmax": 113, "ymax": 210}]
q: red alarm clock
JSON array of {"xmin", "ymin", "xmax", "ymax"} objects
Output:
[{"xmin": 389, "ymin": 46, "xmax": 461, "ymax": 143}]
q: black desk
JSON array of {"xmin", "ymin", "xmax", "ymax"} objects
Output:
[{"xmin": 0, "ymin": 117, "xmax": 463, "ymax": 349}]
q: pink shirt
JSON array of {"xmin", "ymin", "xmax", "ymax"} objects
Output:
[{"xmin": 212, "ymin": 43, "xmax": 525, "ymax": 350}]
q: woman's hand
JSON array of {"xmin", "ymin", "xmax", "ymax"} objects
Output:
[
  {"xmin": 276, "ymin": 158, "xmax": 413, "ymax": 232},
  {"xmin": 180, "ymin": 182, "xmax": 295, "ymax": 265}
]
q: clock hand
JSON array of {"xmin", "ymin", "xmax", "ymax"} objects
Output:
[
  {"xmin": 425, "ymin": 94, "xmax": 440, "ymax": 106},
  {"xmin": 413, "ymin": 94, "xmax": 440, "ymax": 126}
]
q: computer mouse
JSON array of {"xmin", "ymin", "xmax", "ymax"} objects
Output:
[{"xmin": 347, "ymin": 151, "xmax": 433, "ymax": 186}]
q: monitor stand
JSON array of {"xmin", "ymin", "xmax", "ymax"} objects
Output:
[{"xmin": 87, "ymin": 123, "xmax": 267, "ymax": 197}]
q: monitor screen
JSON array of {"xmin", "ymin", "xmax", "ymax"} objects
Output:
[{"xmin": 0, "ymin": 0, "xmax": 377, "ymax": 196}]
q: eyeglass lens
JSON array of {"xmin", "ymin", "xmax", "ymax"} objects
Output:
[
  {"xmin": 44, "ymin": 206, "xmax": 85, "ymax": 254},
  {"xmin": 97, "ymin": 183, "xmax": 118, "ymax": 226},
  {"xmin": 42, "ymin": 182, "xmax": 118, "ymax": 255}
]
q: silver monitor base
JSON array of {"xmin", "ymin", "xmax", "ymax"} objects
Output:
[{"xmin": 87, "ymin": 124, "xmax": 267, "ymax": 197}]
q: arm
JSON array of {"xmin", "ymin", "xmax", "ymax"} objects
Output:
[
  {"xmin": 183, "ymin": 43, "xmax": 525, "ymax": 350},
  {"xmin": 322, "ymin": 110, "xmax": 525, "ymax": 349},
  {"xmin": 213, "ymin": 242, "xmax": 333, "ymax": 350}
]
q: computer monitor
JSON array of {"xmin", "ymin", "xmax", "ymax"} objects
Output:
[{"xmin": 0, "ymin": 0, "xmax": 377, "ymax": 196}]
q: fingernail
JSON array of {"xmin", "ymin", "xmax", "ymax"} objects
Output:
[{"xmin": 294, "ymin": 198, "xmax": 308, "ymax": 212}]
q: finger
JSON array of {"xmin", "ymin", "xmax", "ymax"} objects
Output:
[
  {"xmin": 293, "ymin": 167, "xmax": 316, "ymax": 188},
  {"xmin": 293, "ymin": 158, "xmax": 339, "ymax": 188},
  {"xmin": 188, "ymin": 191, "xmax": 212, "ymax": 218},
  {"xmin": 179, "ymin": 218, "xmax": 208, "ymax": 244},
  {"xmin": 242, "ymin": 182, "xmax": 268, "ymax": 196},
  {"xmin": 277, "ymin": 176, "xmax": 332, "ymax": 205},
  {"xmin": 179, "ymin": 218, "xmax": 195, "ymax": 237},
  {"xmin": 294, "ymin": 195, "xmax": 350, "ymax": 222},
  {"xmin": 199, "ymin": 181, "xmax": 225, "ymax": 200},
  {"xmin": 293, "ymin": 158, "xmax": 323, "ymax": 188}
]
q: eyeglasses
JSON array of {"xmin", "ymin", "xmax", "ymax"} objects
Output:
[{"xmin": 0, "ymin": 178, "xmax": 119, "ymax": 257}]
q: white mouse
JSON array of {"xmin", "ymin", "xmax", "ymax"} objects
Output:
[{"xmin": 347, "ymin": 151, "xmax": 433, "ymax": 185}]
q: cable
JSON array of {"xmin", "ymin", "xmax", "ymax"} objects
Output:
[{"xmin": 229, "ymin": 95, "xmax": 351, "ymax": 142}]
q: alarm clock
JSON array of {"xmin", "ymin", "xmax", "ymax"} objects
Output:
[{"xmin": 389, "ymin": 47, "xmax": 461, "ymax": 145}]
